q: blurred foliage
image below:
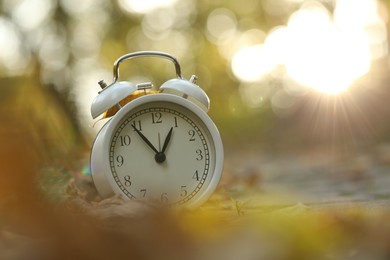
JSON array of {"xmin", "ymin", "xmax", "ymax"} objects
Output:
[{"xmin": 1, "ymin": 0, "xmax": 390, "ymax": 153}]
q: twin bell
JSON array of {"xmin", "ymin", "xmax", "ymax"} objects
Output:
[{"xmin": 90, "ymin": 51, "xmax": 210, "ymax": 120}]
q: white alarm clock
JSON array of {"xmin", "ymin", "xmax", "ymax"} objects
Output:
[{"xmin": 90, "ymin": 51, "xmax": 223, "ymax": 208}]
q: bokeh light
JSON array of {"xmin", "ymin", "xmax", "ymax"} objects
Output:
[
  {"xmin": 0, "ymin": 17, "xmax": 28, "ymax": 75},
  {"xmin": 60, "ymin": 0, "xmax": 98, "ymax": 15},
  {"xmin": 11, "ymin": 0, "xmax": 54, "ymax": 31},
  {"xmin": 231, "ymin": 45, "xmax": 273, "ymax": 82},
  {"xmin": 118, "ymin": 0, "xmax": 178, "ymax": 14},
  {"xmin": 230, "ymin": 0, "xmax": 387, "ymax": 95},
  {"xmin": 206, "ymin": 8, "xmax": 237, "ymax": 45},
  {"xmin": 285, "ymin": 2, "xmax": 371, "ymax": 94}
]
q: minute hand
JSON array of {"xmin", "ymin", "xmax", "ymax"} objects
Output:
[{"xmin": 132, "ymin": 126, "xmax": 159, "ymax": 154}]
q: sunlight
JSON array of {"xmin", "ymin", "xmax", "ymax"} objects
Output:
[
  {"xmin": 285, "ymin": 3, "xmax": 371, "ymax": 94},
  {"xmin": 334, "ymin": 0, "xmax": 388, "ymax": 60},
  {"xmin": 231, "ymin": 45, "xmax": 274, "ymax": 82},
  {"xmin": 263, "ymin": 26, "xmax": 289, "ymax": 66},
  {"xmin": 229, "ymin": 0, "xmax": 386, "ymax": 95},
  {"xmin": 334, "ymin": 0, "xmax": 378, "ymax": 30}
]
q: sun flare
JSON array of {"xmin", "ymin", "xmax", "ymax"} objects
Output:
[{"xmin": 230, "ymin": 0, "xmax": 386, "ymax": 95}]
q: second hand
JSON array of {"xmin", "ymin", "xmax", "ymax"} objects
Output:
[{"xmin": 158, "ymin": 133, "xmax": 161, "ymax": 152}]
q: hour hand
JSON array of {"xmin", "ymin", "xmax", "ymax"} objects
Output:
[
  {"xmin": 132, "ymin": 125, "xmax": 159, "ymax": 154},
  {"xmin": 162, "ymin": 127, "xmax": 173, "ymax": 153}
]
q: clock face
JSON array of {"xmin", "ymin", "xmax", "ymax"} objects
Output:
[{"xmin": 108, "ymin": 99, "xmax": 217, "ymax": 206}]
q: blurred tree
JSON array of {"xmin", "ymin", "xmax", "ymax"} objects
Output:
[{"xmin": 0, "ymin": 0, "xmax": 389, "ymax": 154}]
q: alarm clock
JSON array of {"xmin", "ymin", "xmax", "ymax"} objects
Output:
[{"xmin": 90, "ymin": 51, "xmax": 224, "ymax": 208}]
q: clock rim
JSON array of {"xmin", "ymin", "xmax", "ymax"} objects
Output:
[{"xmin": 93, "ymin": 93, "xmax": 224, "ymax": 209}]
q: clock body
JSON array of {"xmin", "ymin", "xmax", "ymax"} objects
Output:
[{"xmin": 91, "ymin": 93, "xmax": 223, "ymax": 208}]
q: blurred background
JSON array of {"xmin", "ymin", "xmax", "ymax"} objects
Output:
[
  {"xmin": 3, "ymin": 0, "xmax": 390, "ymax": 258},
  {"xmin": 2, "ymin": 0, "xmax": 390, "ymax": 149},
  {"xmin": 1, "ymin": 0, "xmax": 390, "ymax": 203}
]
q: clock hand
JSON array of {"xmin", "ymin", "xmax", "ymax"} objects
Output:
[
  {"xmin": 161, "ymin": 127, "xmax": 173, "ymax": 153},
  {"xmin": 158, "ymin": 133, "xmax": 161, "ymax": 151},
  {"xmin": 132, "ymin": 125, "xmax": 159, "ymax": 154},
  {"xmin": 153, "ymin": 127, "xmax": 173, "ymax": 164}
]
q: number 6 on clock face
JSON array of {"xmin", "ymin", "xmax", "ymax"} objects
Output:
[{"xmin": 91, "ymin": 93, "xmax": 224, "ymax": 208}]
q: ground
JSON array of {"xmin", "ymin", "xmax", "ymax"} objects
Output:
[{"xmin": 2, "ymin": 144, "xmax": 390, "ymax": 259}]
